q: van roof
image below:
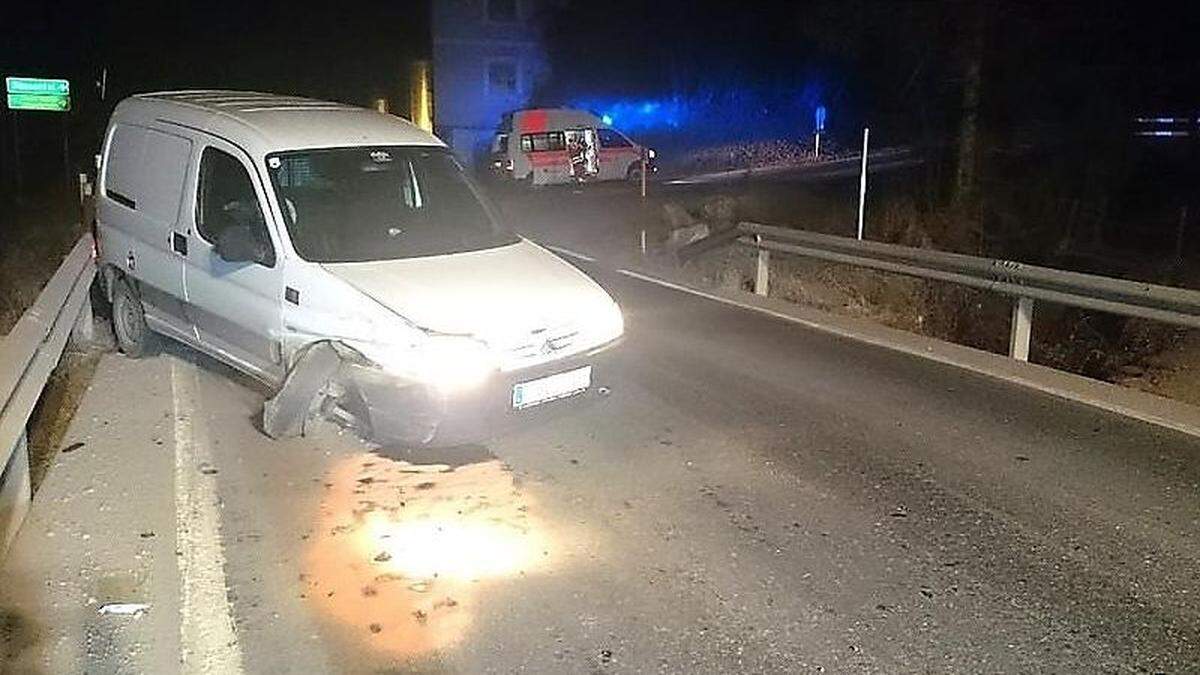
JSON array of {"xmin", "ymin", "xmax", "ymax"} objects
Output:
[
  {"xmin": 506, "ymin": 108, "xmax": 604, "ymax": 133},
  {"xmin": 117, "ymin": 90, "xmax": 443, "ymax": 154}
]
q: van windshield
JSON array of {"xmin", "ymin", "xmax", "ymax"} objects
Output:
[{"xmin": 265, "ymin": 146, "xmax": 518, "ymax": 263}]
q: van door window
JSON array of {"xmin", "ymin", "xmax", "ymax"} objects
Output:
[
  {"xmin": 196, "ymin": 147, "xmax": 275, "ymax": 266},
  {"xmin": 598, "ymin": 129, "xmax": 633, "ymax": 148}
]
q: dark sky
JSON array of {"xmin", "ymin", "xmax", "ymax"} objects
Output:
[
  {"xmin": 2, "ymin": 1, "xmax": 430, "ymax": 110},
  {"xmin": 2, "ymin": 0, "xmax": 1199, "ymax": 141}
]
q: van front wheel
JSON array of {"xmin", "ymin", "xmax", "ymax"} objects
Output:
[{"xmin": 112, "ymin": 278, "xmax": 154, "ymax": 358}]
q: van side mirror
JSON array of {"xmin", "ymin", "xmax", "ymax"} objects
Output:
[{"xmin": 215, "ymin": 225, "xmax": 263, "ymax": 264}]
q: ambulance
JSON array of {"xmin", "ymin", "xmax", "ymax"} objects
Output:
[{"xmin": 490, "ymin": 108, "xmax": 656, "ymax": 186}]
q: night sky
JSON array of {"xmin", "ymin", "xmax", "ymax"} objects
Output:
[{"xmin": 2, "ymin": 1, "xmax": 1199, "ymax": 168}]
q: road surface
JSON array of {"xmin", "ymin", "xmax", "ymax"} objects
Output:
[{"xmin": 3, "ymin": 252, "xmax": 1200, "ymax": 673}]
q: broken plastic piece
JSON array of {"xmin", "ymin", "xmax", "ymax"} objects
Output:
[{"xmin": 98, "ymin": 602, "xmax": 149, "ymax": 616}]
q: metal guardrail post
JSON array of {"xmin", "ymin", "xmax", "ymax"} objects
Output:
[
  {"xmin": 755, "ymin": 235, "xmax": 770, "ymax": 296},
  {"xmin": 70, "ymin": 292, "xmax": 95, "ymax": 348},
  {"xmin": 1009, "ymin": 296, "xmax": 1034, "ymax": 361},
  {"xmin": 0, "ymin": 430, "xmax": 30, "ymax": 558}
]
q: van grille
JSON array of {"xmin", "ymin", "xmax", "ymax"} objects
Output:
[{"xmin": 500, "ymin": 324, "xmax": 582, "ymax": 369}]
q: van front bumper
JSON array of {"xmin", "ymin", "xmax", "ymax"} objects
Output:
[{"xmin": 344, "ymin": 338, "xmax": 621, "ymax": 446}]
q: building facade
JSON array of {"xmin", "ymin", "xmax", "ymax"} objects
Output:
[{"xmin": 432, "ymin": 0, "xmax": 548, "ymax": 169}]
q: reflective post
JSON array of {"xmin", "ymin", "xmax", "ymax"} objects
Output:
[
  {"xmin": 755, "ymin": 235, "xmax": 770, "ymax": 297},
  {"xmin": 640, "ymin": 150, "xmax": 647, "ymax": 199},
  {"xmin": 857, "ymin": 127, "xmax": 870, "ymax": 240}
]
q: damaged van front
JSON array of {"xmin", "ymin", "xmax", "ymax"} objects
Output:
[{"xmin": 265, "ymin": 145, "xmax": 623, "ymax": 445}]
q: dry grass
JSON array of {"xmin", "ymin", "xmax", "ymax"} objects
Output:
[
  {"xmin": 0, "ymin": 183, "xmax": 84, "ymax": 335},
  {"xmin": 670, "ymin": 190, "xmax": 1198, "ymax": 391}
]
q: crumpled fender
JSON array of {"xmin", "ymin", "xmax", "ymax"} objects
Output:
[{"xmin": 261, "ymin": 341, "xmax": 343, "ymax": 439}]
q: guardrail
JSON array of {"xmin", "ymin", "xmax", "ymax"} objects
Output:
[
  {"xmin": 685, "ymin": 222, "xmax": 1200, "ymax": 362},
  {"xmin": 0, "ymin": 233, "xmax": 96, "ymax": 558}
]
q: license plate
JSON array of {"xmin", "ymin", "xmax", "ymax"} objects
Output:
[{"xmin": 512, "ymin": 366, "xmax": 592, "ymax": 410}]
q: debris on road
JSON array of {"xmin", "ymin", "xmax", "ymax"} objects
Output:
[{"xmin": 97, "ymin": 602, "xmax": 149, "ymax": 616}]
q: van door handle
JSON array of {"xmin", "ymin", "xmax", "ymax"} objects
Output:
[{"xmin": 171, "ymin": 232, "xmax": 188, "ymax": 256}]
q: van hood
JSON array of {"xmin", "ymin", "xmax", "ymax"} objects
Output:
[{"xmin": 321, "ymin": 241, "xmax": 614, "ymax": 345}]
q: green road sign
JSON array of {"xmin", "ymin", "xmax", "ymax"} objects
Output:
[
  {"xmin": 7, "ymin": 92, "xmax": 71, "ymax": 112},
  {"xmin": 5, "ymin": 77, "xmax": 71, "ymax": 111},
  {"xmin": 6, "ymin": 77, "xmax": 69, "ymax": 96}
]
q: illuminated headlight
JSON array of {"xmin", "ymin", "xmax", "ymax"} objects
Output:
[
  {"xmin": 361, "ymin": 335, "xmax": 497, "ymax": 392},
  {"xmin": 588, "ymin": 301, "xmax": 624, "ymax": 344},
  {"xmin": 412, "ymin": 336, "xmax": 497, "ymax": 392}
]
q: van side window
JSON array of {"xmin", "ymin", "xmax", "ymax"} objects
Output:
[
  {"xmin": 520, "ymin": 132, "xmax": 565, "ymax": 152},
  {"xmin": 598, "ymin": 129, "xmax": 633, "ymax": 148},
  {"xmin": 196, "ymin": 147, "xmax": 275, "ymax": 266}
]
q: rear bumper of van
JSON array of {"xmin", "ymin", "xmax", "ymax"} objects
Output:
[{"xmin": 345, "ymin": 338, "xmax": 622, "ymax": 447}]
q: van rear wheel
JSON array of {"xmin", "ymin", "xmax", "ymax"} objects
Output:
[{"xmin": 112, "ymin": 278, "xmax": 154, "ymax": 358}]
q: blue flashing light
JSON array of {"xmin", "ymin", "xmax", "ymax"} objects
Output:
[{"xmin": 569, "ymin": 78, "xmax": 829, "ymax": 139}]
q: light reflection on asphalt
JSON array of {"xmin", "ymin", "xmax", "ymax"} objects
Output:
[{"xmin": 302, "ymin": 451, "xmax": 555, "ymax": 658}]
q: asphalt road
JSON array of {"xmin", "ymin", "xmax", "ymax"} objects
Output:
[{"xmin": 4, "ymin": 249, "xmax": 1200, "ymax": 673}]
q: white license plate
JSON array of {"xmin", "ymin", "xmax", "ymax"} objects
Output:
[{"xmin": 512, "ymin": 366, "xmax": 592, "ymax": 410}]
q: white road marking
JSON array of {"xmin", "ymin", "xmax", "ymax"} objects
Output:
[
  {"xmin": 544, "ymin": 244, "xmax": 596, "ymax": 262},
  {"xmin": 172, "ymin": 358, "xmax": 245, "ymax": 675},
  {"xmin": 615, "ymin": 267, "xmax": 830, "ymax": 332}
]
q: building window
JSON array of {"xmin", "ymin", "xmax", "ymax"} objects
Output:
[
  {"xmin": 488, "ymin": 60, "xmax": 518, "ymax": 95},
  {"xmin": 487, "ymin": 0, "xmax": 519, "ymax": 22}
]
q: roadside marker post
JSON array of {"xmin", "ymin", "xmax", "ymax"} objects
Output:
[
  {"xmin": 640, "ymin": 151, "xmax": 647, "ymax": 199},
  {"xmin": 814, "ymin": 105, "xmax": 826, "ymax": 160},
  {"xmin": 755, "ymin": 235, "xmax": 770, "ymax": 296},
  {"xmin": 639, "ymin": 149, "xmax": 648, "ymax": 256},
  {"xmin": 857, "ymin": 127, "xmax": 870, "ymax": 241}
]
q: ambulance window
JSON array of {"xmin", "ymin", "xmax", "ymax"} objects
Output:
[
  {"xmin": 520, "ymin": 132, "xmax": 565, "ymax": 152},
  {"xmin": 599, "ymin": 129, "xmax": 633, "ymax": 148}
]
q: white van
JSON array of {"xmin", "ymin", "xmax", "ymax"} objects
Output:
[
  {"xmin": 490, "ymin": 108, "xmax": 656, "ymax": 186},
  {"xmin": 95, "ymin": 91, "xmax": 624, "ymax": 445}
]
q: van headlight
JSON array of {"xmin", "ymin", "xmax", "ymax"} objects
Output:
[
  {"xmin": 589, "ymin": 301, "xmax": 624, "ymax": 344},
  {"xmin": 413, "ymin": 336, "xmax": 497, "ymax": 392},
  {"xmin": 355, "ymin": 335, "xmax": 497, "ymax": 393}
]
